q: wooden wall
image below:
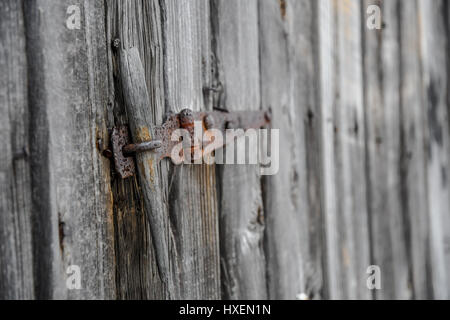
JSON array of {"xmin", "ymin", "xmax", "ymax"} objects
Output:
[{"xmin": 1, "ymin": 0, "xmax": 449, "ymax": 299}]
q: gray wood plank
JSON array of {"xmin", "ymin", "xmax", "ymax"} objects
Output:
[
  {"xmin": 362, "ymin": 0, "xmax": 411, "ymax": 299},
  {"xmin": 24, "ymin": 0, "xmax": 116, "ymax": 299},
  {"xmin": 319, "ymin": 0, "xmax": 371, "ymax": 299},
  {"xmin": 318, "ymin": 0, "xmax": 340, "ymax": 299},
  {"xmin": 107, "ymin": 0, "xmax": 166, "ymax": 299},
  {"xmin": 418, "ymin": 0, "xmax": 450, "ymax": 299},
  {"xmin": 161, "ymin": 0, "xmax": 220, "ymax": 299},
  {"xmin": 110, "ymin": 0, "xmax": 220, "ymax": 300},
  {"xmin": 118, "ymin": 47, "xmax": 170, "ymax": 298},
  {"xmin": 211, "ymin": 0, "xmax": 267, "ymax": 299},
  {"xmin": 399, "ymin": 0, "xmax": 431, "ymax": 300},
  {"xmin": 0, "ymin": 0, "xmax": 34, "ymax": 299},
  {"xmin": 259, "ymin": 0, "xmax": 324, "ymax": 299},
  {"xmin": 2, "ymin": 0, "xmax": 450, "ymax": 301}
]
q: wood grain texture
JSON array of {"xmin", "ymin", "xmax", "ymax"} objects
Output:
[
  {"xmin": 118, "ymin": 46, "xmax": 169, "ymax": 298},
  {"xmin": 211, "ymin": 0, "xmax": 267, "ymax": 299},
  {"xmin": 24, "ymin": 0, "xmax": 116, "ymax": 299},
  {"xmin": 2, "ymin": 0, "xmax": 450, "ymax": 301},
  {"xmin": 362, "ymin": 0, "xmax": 411, "ymax": 299},
  {"xmin": 107, "ymin": 0, "xmax": 166, "ymax": 299},
  {"xmin": 398, "ymin": 0, "xmax": 430, "ymax": 300},
  {"xmin": 418, "ymin": 0, "xmax": 450, "ymax": 299},
  {"xmin": 0, "ymin": 0, "xmax": 34, "ymax": 299},
  {"xmin": 319, "ymin": 0, "xmax": 371, "ymax": 299},
  {"xmin": 259, "ymin": 0, "xmax": 323, "ymax": 299},
  {"xmin": 111, "ymin": 0, "xmax": 220, "ymax": 299},
  {"xmin": 119, "ymin": 46, "xmax": 170, "ymax": 282},
  {"xmin": 161, "ymin": 0, "xmax": 220, "ymax": 299},
  {"xmin": 318, "ymin": 0, "xmax": 339, "ymax": 299}
]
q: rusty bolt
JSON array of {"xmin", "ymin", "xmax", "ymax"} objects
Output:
[
  {"xmin": 179, "ymin": 108, "xmax": 194, "ymax": 129},
  {"xmin": 123, "ymin": 140, "xmax": 162, "ymax": 155},
  {"xmin": 204, "ymin": 114, "xmax": 215, "ymax": 129},
  {"xmin": 112, "ymin": 38, "xmax": 121, "ymax": 49},
  {"xmin": 102, "ymin": 149, "xmax": 113, "ymax": 158}
]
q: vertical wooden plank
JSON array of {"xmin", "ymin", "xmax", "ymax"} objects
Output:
[
  {"xmin": 319, "ymin": 0, "xmax": 371, "ymax": 299},
  {"xmin": 335, "ymin": 0, "xmax": 371, "ymax": 300},
  {"xmin": 418, "ymin": 0, "xmax": 450, "ymax": 299},
  {"xmin": 118, "ymin": 47, "xmax": 169, "ymax": 298},
  {"xmin": 0, "ymin": 0, "xmax": 34, "ymax": 299},
  {"xmin": 335, "ymin": 0, "xmax": 371, "ymax": 297},
  {"xmin": 161, "ymin": 0, "xmax": 220, "ymax": 299},
  {"xmin": 108, "ymin": 0, "xmax": 166, "ymax": 299},
  {"xmin": 399, "ymin": 0, "xmax": 430, "ymax": 300},
  {"xmin": 211, "ymin": 0, "xmax": 267, "ymax": 299},
  {"xmin": 259, "ymin": 0, "xmax": 324, "ymax": 299},
  {"xmin": 110, "ymin": 0, "xmax": 220, "ymax": 299},
  {"xmin": 362, "ymin": 0, "xmax": 411, "ymax": 299},
  {"xmin": 319, "ymin": 0, "xmax": 339, "ymax": 299},
  {"xmin": 24, "ymin": 0, "xmax": 116, "ymax": 299}
]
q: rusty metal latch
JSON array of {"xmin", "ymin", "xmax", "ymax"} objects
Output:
[{"xmin": 110, "ymin": 108, "xmax": 271, "ymax": 178}]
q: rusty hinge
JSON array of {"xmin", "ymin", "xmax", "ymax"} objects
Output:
[{"xmin": 109, "ymin": 108, "xmax": 271, "ymax": 178}]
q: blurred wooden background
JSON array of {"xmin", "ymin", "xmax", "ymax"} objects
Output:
[{"xmin": 1, "ymin": 0, "xmax": 449, "ymax": 299}]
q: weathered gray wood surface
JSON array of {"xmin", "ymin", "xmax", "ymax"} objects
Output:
[
  {"xmin": 110, "ymin": 0, "xmax": 220, "ymax": 299},
  {"xmin": 363, "ymin": 0, "xmax": 410, "ymax": 300},
  {"xmin": 1, "ymin": 0, "xmax": 450, "ymax": 300},
  {"xmin": 418, "ymin": 0, "xmax": 450, "ymax": 299},
  {"xmin": 319, "ymin": 0, "xmax": 371, "ymax": 299},
  {"xmin": 2, "ymin": 0, "xmax": 117, "ymax": 299},
  {"xmin": 260, "ymin": 0, "xmax": 323, "ymax": 300},
  {"xmin": 107, "ymin": 0, "xmax": 165, "ymax": 300},
  {"xmin": 212, "ymin": 0, "xmax": 267, "ymax": 300},
  {"xmin": 0, "ymin": 0, "xmax": 34, "ymax": 299},
  {"xmin": 161, "ymin": 0, "xmax": 220, "ymax": 299},
  {"xmin": 399, "ymin": 0, "xmax": 429, "ymax": 300}
]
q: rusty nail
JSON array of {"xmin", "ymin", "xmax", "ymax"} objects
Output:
[
  {"xmin": 123, "ymin": 141, "xmax": 162, "ymax": 155},
  {"xmin": 102, "ymin": 149, "xmax": 113, "ymax": 158},
  {"xmin": 179, "ymin": 108, "xmax": 194, "ymax": 129},
  {"xmin": 204, "ymin": 114, "xmax": 215, "ymax": 129},
  {"xmin": 112, "ymin": 38, "xmax": 120, "ymax": 49}
]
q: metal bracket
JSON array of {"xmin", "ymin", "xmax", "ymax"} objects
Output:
[
  {"xmin": 110, "ymin": 109, "xmax": 271, "ymax": 178},
  {"xmin": 111, "ymin": 126, "xmax": 136, "ymax": 179}
]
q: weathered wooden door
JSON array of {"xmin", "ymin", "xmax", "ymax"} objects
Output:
[{"xmin": 1, "ymin": 0, "xmax": 450, "ymax": 300}]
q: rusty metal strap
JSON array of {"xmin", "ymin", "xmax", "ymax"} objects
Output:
[{"xmin": 111, "ymin": 109, "xmax": 271, "ymax": 178}]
